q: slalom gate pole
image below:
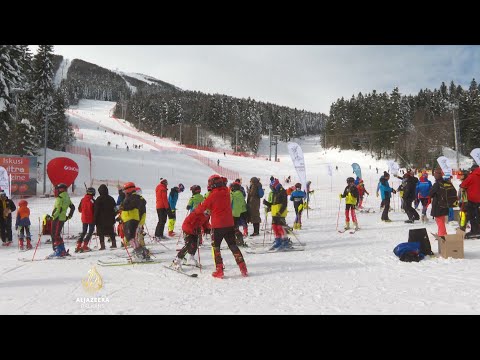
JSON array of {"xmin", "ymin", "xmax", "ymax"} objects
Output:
[{"xmin": 336, "ymin": 197, "xmax": 342, "ymax": 232}]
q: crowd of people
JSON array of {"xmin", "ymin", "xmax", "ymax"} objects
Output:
[{"xmin": 1, "ymin": 160, "xmax": 479, "ymax": 276}]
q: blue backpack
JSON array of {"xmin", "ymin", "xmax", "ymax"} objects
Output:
[
  {"xmin": 258, "ymin": 186, "xmax": 264, "ymax": 198},
  {"xmin": 393, "ymin": 242, "xmax": 425, "ymax": 262}
]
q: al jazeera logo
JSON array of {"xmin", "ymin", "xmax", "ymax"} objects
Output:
[{"xmin": 76, "ymin": 266, "xmax": 109, "ymax": 309}]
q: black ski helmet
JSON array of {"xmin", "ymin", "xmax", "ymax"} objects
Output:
[
  {"xmin": 190, "ymin": 185, "xmax": 201, "ymax": 194},
  {"xmin": 295, "ymin": 182, "xmax": 302, "ymax": 189},
  {"xmin": 86, "ymin": 187, "xmax": 96, "ymax": 196},
  {"xmin": 347, "ymin": 177, "xmax": 355, "ymax": 183}
]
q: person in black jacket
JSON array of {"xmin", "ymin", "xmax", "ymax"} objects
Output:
[
  {"xmin": 402, "ymin": 170, "xmax": 420, "ymax": 223},
  {"xmin": 0, "ymin": 191, "xmax": 16, "ymax": 245},
  {"xmin": 94, "ymin": 184, "xmax": 118, "ymax": 249},
  {"xmin": 429, "ymin": 168, "xmax": 450, "ymax": 237}
]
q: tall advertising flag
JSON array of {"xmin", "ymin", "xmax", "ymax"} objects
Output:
[
  {"xmin": 287, "ymin": 142, "xmax": 307, "ymax": 191},
  {"xmin": 437, "ymin": 156, "xmax": 452, "ymax": 175},
  {"xmin": 351, "ymin": 163, "xmax": 362, "ymax": 179},
  {"xmin": 471, "ymin": 148, "xmax": 480, "ymax": 166}
]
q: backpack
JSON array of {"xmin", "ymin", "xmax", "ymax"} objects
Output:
[
  {"xmin": 393, "ymin": 242, "xmax": 425, "ymax": 262},
  {"xmin": 438, "ymin": 181, "xmax": 458, "ymax": 209},
  {"xmin": 258, "ymin": 186, "xmax": 264, "ymax": 198}
]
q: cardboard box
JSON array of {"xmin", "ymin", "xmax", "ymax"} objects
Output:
[{"xmin": 433, "ymin": 229, "xmax": 465, "ymax": 259}]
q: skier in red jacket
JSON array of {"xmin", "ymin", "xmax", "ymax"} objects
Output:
[
  {"xmin": 76, "ymin": 187, "xmax": 96, "ymax": 252},
  {"xmin": 194, "ymin": 174, "xmax": 248, "ymax": 278},
  {"xmin": 171, "ymin": 209, "xmax": 211, "ymax": 270}
]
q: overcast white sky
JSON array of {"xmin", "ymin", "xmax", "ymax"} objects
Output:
[{"xmin": 32, "ymin": 45, "xmax": 480, "ymax": 114}]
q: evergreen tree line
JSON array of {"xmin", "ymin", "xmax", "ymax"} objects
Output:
[
  {"xmin": 114, "ymin": 89, "xmax": 327, "ymax": 154},
  {"xmin": 0, "ymin": 45, "xmax": 74, "ymax": 156},
  {"xmin": 326, "ymin": 80, "xmax": 480, "ymax": 168}
]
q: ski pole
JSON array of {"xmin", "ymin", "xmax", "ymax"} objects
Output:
[
  {"xmin": 197, "ymin": 232, "xmax": 202, "ymax": 274},
  {"xmin": 336, "ymin": 197, "xmax": 342, "ymax": 232},
  {"xmin": 262, "ymin": 209, "xmax": 268, "ymax": 247},
  {"xmin": 32, "ymin": 234, "xmax": 41, "ymax": 261}
]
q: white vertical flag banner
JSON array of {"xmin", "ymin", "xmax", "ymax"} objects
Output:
[
  {"xmin": 327, "ymin": 164, "xmax": 333, "ymax": 177},
  {"xmin": 287, "ymin": 142, "xmax": 307, "ymax": 191},
  {"xmin": 0, "ymin": 166, "xmax": 10, "ymax": 198},
  {"xmin": 437, "ymin": 156, "xmax": 452, "ymax": 175},
  {"xmin": 471, "ymin": 148, "xmax": 480, "ymax": 166}
]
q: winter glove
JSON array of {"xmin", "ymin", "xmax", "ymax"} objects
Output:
[
  {"xmin": 339, "ymin": 193, "xmax": 343, "ymax": 199},
  {"xmin": 186, "ymin": 205, "xmax": 192, "ymax": 211},
  {"xmin": 376, "ymin": 192, "xmax": 379, "ymax": 198},
  {"xmin": 262, "ymin": 199, "xmax": 270, "ymax": 207},
  {"xmin": 392, "ymin": 189, "xmax": 396, "ymax": 194}
]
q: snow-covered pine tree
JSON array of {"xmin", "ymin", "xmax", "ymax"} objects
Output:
[{"xmin": 31, "ymin": 45, "xmax": 72, "ymax": 151}]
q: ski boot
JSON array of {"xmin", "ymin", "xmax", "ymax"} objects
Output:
[
  {"xmin": 353, "ymin": 222, "xmax": 359, "ymax": 231},
  {"xmin": 172, "ymin": 257, "xmax": 183, "ymax": 270},
  {"xmin": 269, "ymin": 238, "xmax": 283, "ymax": 251},
  {"xmin": 19, "ymin": 239, "xmax": 24, "ymax": 250},
  {"xmin": 212, "ymin": 264, "xmax": 224, "ymax": 279},
  {"xmin": 74, "ymin": 241, "xmax": 83, "ymax": 253},
  {"xmin": 238, "ymin": 262, "xmax": 248, "ymax": 277},
  {"xmin": 344, "ymin": 222, "xmax": 351, "ymax": 230},
  {"xmin": 26, "ymin": 239, "xmax": 32, "ymax": 250}
]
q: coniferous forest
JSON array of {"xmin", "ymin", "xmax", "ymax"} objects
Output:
[
  {"xmin": 0, "ymin": 45, "xmax": 74, "ymax": 156},
  {"xmin": 326, "ymin": 82, "xmax": 480, "ymax": 168},
  {"xmin": 2, "ymin": 45, "xmax": 480, "ymax": 168}
]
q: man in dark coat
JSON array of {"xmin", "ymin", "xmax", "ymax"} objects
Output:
[
  {"xmin": 402, "ymin": 170, "xmax": 420, "ymax": 223},
  {"xmin": 0, "ymin": 191, "xmax": 16, "ymax": 245},
  {"xmin": 247, "ymin": 177, "xmax": 263, "ymax": 236},
  {"xmin": 94, "ymin": 184, "xmax": 117, "ymax": 249}
]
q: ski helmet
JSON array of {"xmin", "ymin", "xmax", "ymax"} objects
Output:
[
  {"xmin": 86, "ymin": 187, "xmax": 96, "ymax": 196},
  {"xmin": 190, "ymin": 185, "xmax": 201, "ymax": 194},
  {"xmin": 347, "ymin": 177, "xmax": 355, "ymax": 183},
  {"xmin": 18, "ymin": 199, "xmax": 28, "ymax": 207},
  {"xmin": 178, "ymin": 183, "xmax": 185, "ymax": 192},
  {"xmin": 56, "ymin": 183, "xmax": 68, "ymax": 191},
  {"xmin": 231, "ymin": 182, "xmax": 241, "ymax": 191},
  {"xmin": 208, "ymin": 174, "xmax": 227, "ymax": 189},
  {"xmin": 295, "ymin": 182, "xmax": 302, "ymax": 189},
  {"xmin": 123, "ymin": 181, "xmax": 136, "ymax": 194},
  {"xmin": 160, "ymin": 178, "xmax": 168, "ymax": 186}
]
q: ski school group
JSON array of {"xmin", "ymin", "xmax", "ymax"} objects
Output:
[
  {"xmin": 0, "ymin": 173, "xmax": 316, "ymax": 279},
  {"xmin": 339, "ymin": 164, "xmax": 480, "ymax": 239},
  {"xmin": 2, "ymin": 157, "xmax": 480, "ymax": 277}
]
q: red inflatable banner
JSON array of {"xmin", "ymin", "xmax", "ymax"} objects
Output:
[{"xmin": 47, "ymin": 157, "xmax": 79, "ymax": 187}]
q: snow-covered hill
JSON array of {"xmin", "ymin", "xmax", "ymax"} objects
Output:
[{"xmin": 1, "ymin": 99, "xmax": 479, "ymax": 315}]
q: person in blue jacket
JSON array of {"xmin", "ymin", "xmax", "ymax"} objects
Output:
[
  {"xmin": 290, "ymin": 183, "xmax": 306, "ymax": 230},
  {"xmin": 167, "ymin": 183, "xmax": 185, "ymax": 236},
  {"xmin": 416, "ymin": 172, "xmax": 432, "ymax": 223},
  {"xmin": 379, "ymin": 172, "xmax": 396, "ymax": 222}
]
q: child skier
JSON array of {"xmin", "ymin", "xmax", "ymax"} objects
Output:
[
  {"xmin": 186, "ymin": 185, "xmax": 204, "ymax": 212},
  {"xmin": 76, "ymin": 187, "xmax": 96, "ymax": 253},
  {"xmin": 171, "ymin": 209, "xmax": 211, "ymax": 270},
  {"xmin": 15, "ymin": 199, "xmax": 32, "ymax": 250},
  {"xmin": 356, "ymin": 179, "xmax": 369, "ymax": 209},
  {"xmin": 263, "ymin": 178, "xmax": 291, "ymax": 250},
  {"xmin": 167, "ymin": 183, "xmax": 185, "ymax": 237},
  {"xmin": 339, "ymin": 177, "xmax": 359, "ymax": 230},
  {"xmin": 290, "ymin": 183, "xmax": 306, "ymax": 229},
  {"xmin": 416, "ymin": 172, "xmax": 432, "ymax": 223},
  {"xmin": 230, "ymin": 181, "xmax": 248, "ymax": 246}
]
